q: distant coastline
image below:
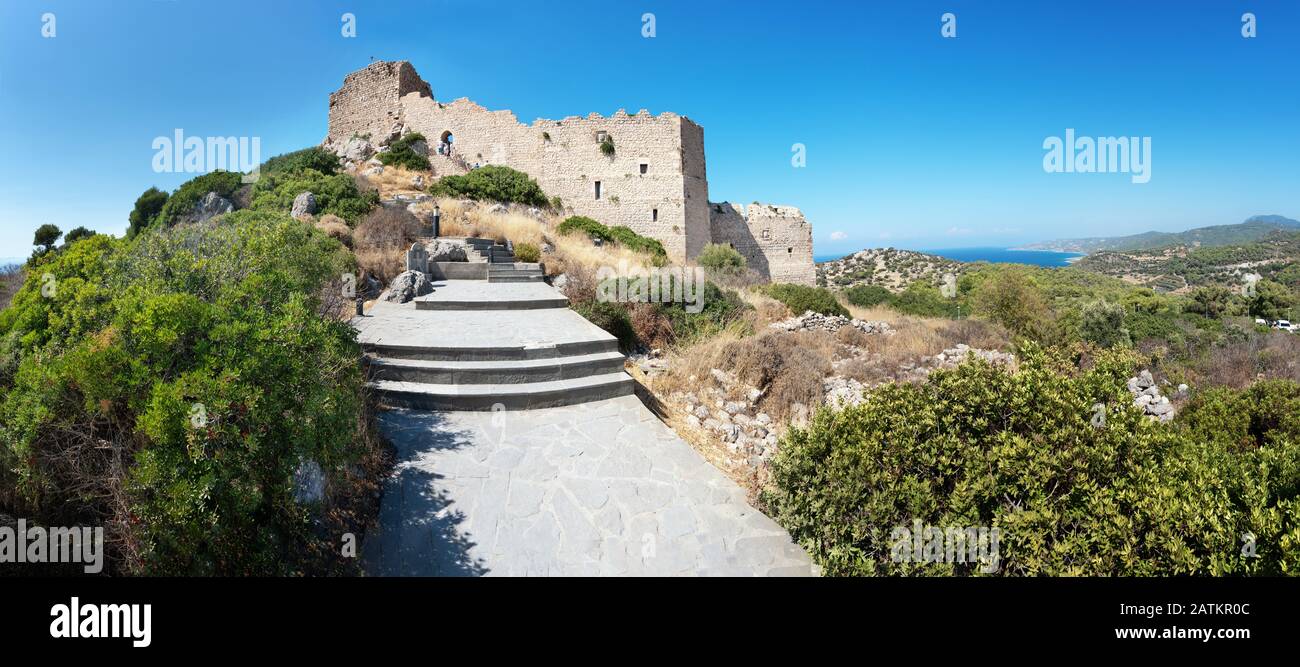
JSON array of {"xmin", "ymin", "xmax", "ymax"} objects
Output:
[{"xmin": 816, "ymin": 247, "xmax": 1084, "ymax": 268}]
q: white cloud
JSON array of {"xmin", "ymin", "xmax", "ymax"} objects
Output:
[
  {"xmin": 946, "ymin": 226, "xmax": 973, "ymax": 236},
  {"xmin": 829, "ymin": 231, "xmax": 848, "ymax": 241}
]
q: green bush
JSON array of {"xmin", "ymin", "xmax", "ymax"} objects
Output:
[
  {"xmin": 764, "ymin": 344, "xmax": 1300, "ymax": 576},
  {"xmin": 1080, "ymin": 299, "xmax": 1131, "ymax": 348},
  {"xmin": 570, "ymin": 300, "xmax": 636, "ymax": 352},
  {"xmin": 659, "ymin": 281, "xmax": 750, "ymax": 343},
  {"xmin": 0, "ymin": 210, "xmax": 371, "ymax": 575},
  {"xmin": 765, "ymin": 283, "xmax": 849, "ymax": 318},
  {"xmin": 514, "ymin": 242, "xmax": 540, "ymax": 263},
  {"xmin": 697, "ymin": 243, "xmax": 746, "ymax": 275},
  {"xmin": 128, "ymin": 187, "xmax": 170, "ymax": 238},
  {"xmin": 250, "ymin": 168, "xmax": 378, "ymax": 224},
  {"xmin": 608, "ymin": 226, "xmax": 666, "ymax": 260},
  {"xmin": 377, "ymin": 133, "xmax": 431, "ymax": 171},
  {"xmin": 556, "ymin": 217, "xmax": 666, "ymax": 261},
  {"xmin": 843, "ymin": 284, "xmax": 892, "ymax": 308},
  {"xmin": 557, "ymin": 216, "xmax": 611, "ymax": 242},
  {"xmin": 32, "ymin": 224, "xmax": 61, "ymax": 251},
  {"xmin": 428, "ymin": 165, "xmax": 549, "ymax": 208},
  {"xmin": 154, "ymin": 171, "xmax": 245, "ymax": 227},
  {"xmin": 63, "ymin": 227, "xmax": 96, "ymax": 245},
  {"xmin": 259, "ymin": 147, "xmax": 340, "ymax": 177},
  {"xmin": 890, "ymin": 282, "xmax": 957, "ymax": 318}
]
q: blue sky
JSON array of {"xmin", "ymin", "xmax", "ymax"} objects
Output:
[{"xmin": 1, "ymin": 0, "xmax": 1297, "ymax": 260}]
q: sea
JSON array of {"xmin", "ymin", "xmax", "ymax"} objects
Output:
[{"xmin": 815, "ymin": 247, "xmax": 1083, "ymax": 268}]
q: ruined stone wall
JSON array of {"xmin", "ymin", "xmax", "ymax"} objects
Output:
[
  {"xmin": 326, "ymin": 61, "xmax": 432, "ymax": 146},
  {"xmin": 709, "ymin": 202, "xmax": 816, "ymax": 285},
  {"xmin": 399, "ymin": 93, "xmax": 703, "ymax": 259},
  {"xmin": 325, "ymin": 61, "xmax": 813, "ymax": 273}
]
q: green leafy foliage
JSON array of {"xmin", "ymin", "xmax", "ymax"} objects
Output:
[
  {"xmin": 0, "ymin": 210, "xmax": 368, "ymax": 575},
  {"xmin": 764, "ymin": 344, "xmax": 1300, "ymax": 576},
  {"xmin": 258, "ymin": 147, "xmax": 341, "ymax": 177},
  {"xmin": 843, "ymin": 284, "xmax": 892, "ymax": 308},
  {"xmin": 250, "ymin": 168, "xmax": 378, "ymax": 224},
  {"xmin": 764, "ymin": 283, "xmax": 849, "ymax": 318},
  {"xmin": 570, "ymin": 300, "xmax": 637, "ymax": 352},
  {"xmin": 33, "ymin": 224, "xmax": 62, "ymax": 250},
  {"xmin": 377, "ymin": 133, "xmax": 431, "ymax": 171},
  {"xmin": 556, "ymin": 216, "xmax": 666, "ymax": 261},
  {"xmin": 154, "ymin": 171, "xmax": 245, "ymax": 227},
  {"xmin": 1080, "ymin": 299, "xmax": 1131, "ymax": 348},
  {"xmin": 697, "ymin": 243, "xmax": 746, "ymax": 275},
  {"xmin": 428, "ymin": 165, "xmax": 549, "ymax": 207},
  {"xmin": 128, "ymin": 187, "xmax": 170, "ymax": 238},
  {"xmin": 513, "ymin": 242, "xmax": 540, "ymax": 263}
]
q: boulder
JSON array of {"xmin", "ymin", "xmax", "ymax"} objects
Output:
[
  {"xmin": 383, "ymin": 270, "xmax": 433, "ymax": 303},
  {"xmin": 291, "ymin": 191, "xmax": 317, "ymax": 219},
  {"xmin": 1137, "ymin": 370, "xmax": 1155, "ymax": 389},
  {"xmin": 428, "ymin": 239, "xmax": 469, "ymax": 262}
]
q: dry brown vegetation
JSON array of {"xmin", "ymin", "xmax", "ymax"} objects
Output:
[
  {"xmin": 0, "ymin": 264, "xmax": 24, "ymax": 311},
  {"xmin": 1180, "ymin": 331, "xmax": 1300, "ymax": 389},
  {"xmin": 353, "ymin": 205, "xmax": 425, "ymax": 284}
]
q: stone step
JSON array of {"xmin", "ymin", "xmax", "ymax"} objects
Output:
[
  {"xmin": 362, "ymin": 337, "xmax": 618, "ymax": 362},
  {"xmin": 415, "ymin": 291, "xmax": 565, "ymax": 310},
  {"xmin": 368, "ymin": 372, "xmax": 635, "ymax": 411},
  {"xmin": 488, "ymin": 262, "xmax": 541, "ymax": 271},
  {"xmin": 488, "ymin": 274, "xmax": 545, "ymax": 283},
  {"xmin": 367, "ymin": 351, "xmax": 625, "ymax": 385}
]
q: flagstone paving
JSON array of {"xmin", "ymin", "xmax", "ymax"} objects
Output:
[{"xmin": 362, "ymin": 395, "xmax": 816, "ymax": 576}]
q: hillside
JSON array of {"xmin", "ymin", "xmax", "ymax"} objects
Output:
[
  {"xmin": 817, "ymin": 247, "xmax": 964, "ymax": 291},
  {"xmin": 1073, "ymin": 229, "xmax": 1300, "ymax": 292},
  {"xmin": 1022, "ymin": 215, "xmax": 1300, "ymax": 253}
]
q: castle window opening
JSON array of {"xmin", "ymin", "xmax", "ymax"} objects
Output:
[
  {"xmin": 596, "ymin": 131, "xmax": 608, "ymax": 143},
  {"xmin": 639, "ymin": 163, "xmax": 648, "ymax": 174},
  {"xmin": 652, "ymin": 208, "xmax": 658, "ymax": 222},
  {"xmin": 761, "ymin": 229, "xmax": 771, "ymax": 240},
  {"xmin": 787, "ymin": 247, "xmax": 793, "ymax": 254},
  {"xmin": 594, "ymin": 181, "xmax": 602, "ymax": 200}
]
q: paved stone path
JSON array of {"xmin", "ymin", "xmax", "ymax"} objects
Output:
[{"xmin": 363, "ymin": 395, "xmax": 815, "ymax": 576}]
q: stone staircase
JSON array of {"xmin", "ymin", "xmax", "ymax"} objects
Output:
[
  {"xmin": 438, "ymin": 237, "xmax": 544, "ymax": 283},
  {"xmin": 355, "ymin": 281, "xmax": 633, "ymax": 411}
]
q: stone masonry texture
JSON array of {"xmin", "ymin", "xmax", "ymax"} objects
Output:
[{"xmin": 325, "ymin": 61, "xmax": 815, "ymax": 283}]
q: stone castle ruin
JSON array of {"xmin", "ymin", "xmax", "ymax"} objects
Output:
[{"xmin": 324, "ymin": 61, "xmax": 814, "ymax": 284}]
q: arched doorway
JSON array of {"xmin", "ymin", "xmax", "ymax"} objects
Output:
[{"xmin": 438, "ymin": 131, "xmax": 454, "ymax": 156}]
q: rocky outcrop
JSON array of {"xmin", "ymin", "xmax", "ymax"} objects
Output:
[
  {"xmin": 769, "ymin": 310, "xmax": 894, "ymax": 336},
  {"xmin": 428, "ymin": 239, "xmax": 469, "ymax": 262},
  {"xmin": 179, "ymin": 191, "xmax": 235, "ymax": 224}
]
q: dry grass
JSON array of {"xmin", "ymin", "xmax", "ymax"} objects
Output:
[
  {"xmin": 1183, "ymin": 331, "xmax": 1300, "ymax": 389},
  {"xmin": 360, "ymin": 165, "xmax": 430, "ymax": 199},
  {"xmin": 353, "ymin": 205, "xmax": 424, "ymax": 285},
  {"xmin": 315, "ymin": 214, "xmax": 353, "ymax": 248},
  {"xmin": 0, "ymin": 263, "xmax": 24, "ymax": 311}
]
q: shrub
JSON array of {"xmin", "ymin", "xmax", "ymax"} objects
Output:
[
  {"xmin": 127, "ymin": 187, "xmax": 169, "ymax": 238},
  {"xmin": 556, "ymin": 216, "xmax": 611, "ymax": 242},
  {"xmin": 556, "ymin": 216, "xmax": 666, "ymax": 261},
  {"xmin": 377, "ymin": 133, "xmax": 431, "ymax": 171},
  {"xmin": 608, "ymin": 226, "xmax": 666, "ymax": 260},
  {"xmin": 765, "ymin": 283, "xmax": 849, "ymax": 317},
  {"xmin": 259, "ymin": 147, "xmax": 340, "ymax": 177},
  {"xmin": 514, "ymin": 242, "xmax": 540, "ymax": 263},
  {"xmin": 697, "ymin": 243, "xmax": 746, "ymax": 275},
  {"xmin": 971, "ymin": 269, "xmax": 1054, "ymax": 341},
  {"xmin": 154, "ymin": 171, "xmax": 245, "ymax": 227},
  {"xmin": 250, "ymin": 168, "xmax": 379, "ymax": 224},
  {"xmin": 1080, "ymin": 299, "xmax": 1131, "ymax": 348},
  {"xmin": 599, "ymin": 135, "xmax": 616, "ymax": 157},
  {"xmin": 352, "ymin": 205, "xmax": 425, "ymax": 284},
  {"xmin": 0, "ymin": 211, "xmax": 372, "ymax": 575},
  {"xmin": 427, "ymin": 165, "xmax": 549, "ymax": 207},
  {"xmin": 764, "ymin": 344, "xmax": 1300, "ymax": 576},
  {"xmin": 890, "ymin": 282, "xmax": 956, "ymax": 318},
  {"xmin": 659, "ymin": 281, "xmax": 749, "ymax": 344},
  {"xmin": 844, "ymin": 284, "xmax": 892, "ymax": 308},
  {"xmin": 571, "ymin": 300, "xmax": 637, "ymax": 352}
]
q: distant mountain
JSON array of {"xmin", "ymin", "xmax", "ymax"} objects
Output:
[
  {"xmin": 1021, "ymin": 215, "xmax": 1300, "ymax": 254},
  {"xmin": 0, "ymin": 257, "xmax": 24, "ymax": 268},
  {"xmin": 1072, "ymin": 229, "xmax": 1300, "ymax": 293}
]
